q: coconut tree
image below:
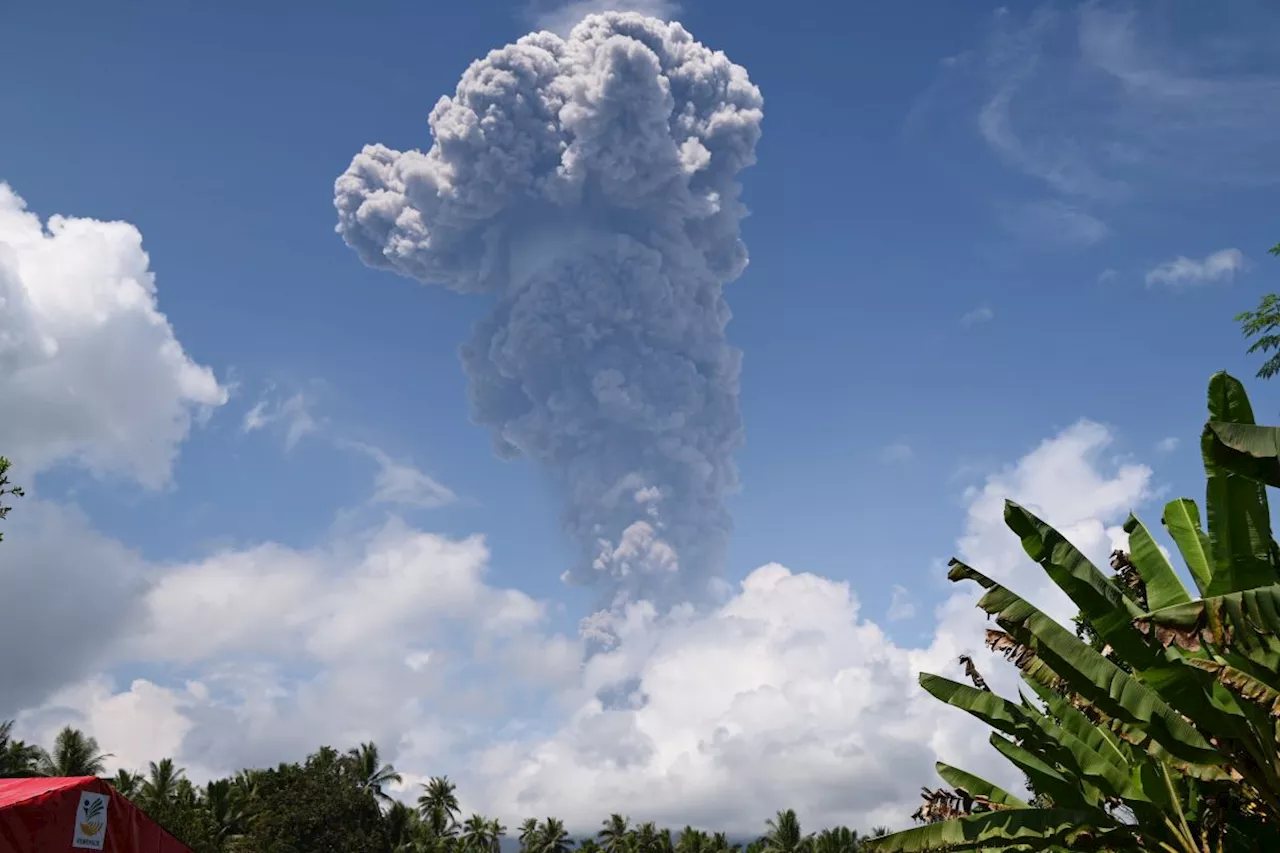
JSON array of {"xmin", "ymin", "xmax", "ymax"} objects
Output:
[
  {"xmin": 676, "ymin": 827, "xmax": 709, "ymax": 853},
  {"xmin": 385, "ymin": 800, "xmax": 421, "ymax": 853},
  {"xmin": 598, "ymin": 814, "xmax": 631, "ymax": 853},
  {"xmin": 36, "ymin": 726, "xmax": 111, "ymax": 777},
  {"xmin": 866, "ymin": 372, "xmax": 1280, "ymax": 852},
  {"xmin": 761, "ymin": 810, "xmax": 810, "ymax": 853},
  {"xmin": 418, "ymin": 776, "xmax": 461, "ymax": 842},
  {"xmin": 488, "ymin": 818, "xmax": 508, "ymax": 853},
  {"xmin": 348, "ymin": 741, "xmax": 403, "ymax": 804},
  {"xmin": 0, "ymin": 720, "xmax": 40, "ymax": 777},
  {"xmin": 519, "ymin": 818, "xmax": 541, "ymax": 853},
  {"xmin": 461, "ymin": 813, "xmax": 503, "ymax": 853},
  {"xmin": 141, "ymin": 758, "xmax": 186, "ymax": 809},
  {"xmin": 656, "ymin": 828, "xmax": 674, "ymax": 853},
  {"xmin": 812, "ymin": 827, "xmax": 862, "ymax": 853},
  {"xmin": 109, "ymin": 768, "xmax": 145, "ymax": 799},
  {"xmin": 709, "ymin": 832, "xmax": 740, "ymax": 853},
  {"xmin": 533, "ymin": 818, "xmax": 574, "ymax": 853},
  {"xmin": 632, "ymin": 822, "xmax": 661, "ymax": 853}
]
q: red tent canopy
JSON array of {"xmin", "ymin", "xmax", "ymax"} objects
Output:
[{"xmin": 0, "ymin": 776, "xmax": 193, "ymax": 852}]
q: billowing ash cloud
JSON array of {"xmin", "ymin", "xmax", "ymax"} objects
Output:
[{"xmin": 334, "ymin": 13, "xmax": 762, "ymax": 610}]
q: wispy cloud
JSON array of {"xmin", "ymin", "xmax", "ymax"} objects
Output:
[
  {"xmin": 881, "ymin": 442, "xmax": 914, "ymax": 463},
  {"xmin": 997, "ymin": 199, "xmax": 1108, "ymax": 248},
  {"xmin": 887, "ymin": 585, "xmax": 916, "ymax": 622},
  {"xmin": 1155, "ymin": 437, "xmax": 1179, "ymax": 453},
  {"xmin": 960, "ymin": 307, "xmax": 994, "ymax": 327},
  {"xmin": 349, "ymin": 442, "xmax": 457, "ymax": 510},
  {"xmin": 529, "ymin": 0, "xmax": 680, "ymax": 35},
  {"xmin": 913, "ymin": 3, "xmax": 1280, "ymax": 240},
  {"xmin": 241, "ymin": 388, "xmax": 319, "ymax": 451},
  {"xmin": 1097, "ymin": 268, "xmax": 1119, "ymax": 285},
  {"xmin": 1146, "ymin": 248, "xmax": 1247, "ymax": 288}
]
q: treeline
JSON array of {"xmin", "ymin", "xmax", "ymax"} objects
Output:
[{"xmin": 0, "ymin": 721, "xmax": 888, "ymax": 853}]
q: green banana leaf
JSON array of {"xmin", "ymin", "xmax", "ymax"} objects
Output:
[
  {"xmin": 1186, "ymin": 658, "xmax": 1280, "ymax": 718},
  {"xmin": 1204, "ymin": 421, "xmax": 1280, "ymax": 487},
  {"xmin": 1021, "ymin": 680, "xmax": 1131, "ymax": 772},
  {"xmin": 988, "ymin": 733, "xmax": 1092, "ymax": 809},
  {"xmin": 1137, "ymin": 586, "xmax": 1280, "ymax": 675},
  {"xmin": 860, "ymin": 808, "xmax": 1130, "ymax": 853},
  {"xmin": 1003, "ymin": 501, "xmax": 1150, "ymax": 665},
  {"xmin": 933, "ymin": 763, "xmax": 1029, "ymax": 810},
  {"xmin": 1200, "ymin": 372, "xmax": 1280, "ymax": 594},
  {"xmin": 919, "ymin": 675, "xmax": 1031, "ymax": 741},
  {"xmin": 1123, "ymin": 514, "xmax": 1191, "ymax": 611},
  {"xmin": 948, "ymin": 560, "xmax": 1223, "ymax": 769},
  {"xmin": 1162, "ymin": 498, "xmax": 1214, "ymax": 597}
]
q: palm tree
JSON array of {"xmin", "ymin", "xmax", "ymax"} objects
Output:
[
  {"xmin": 676, "ymin": 826, "xmax": 708, "ymax": 853},
  {"xmin": 109, "ymin": 768, "xmax": 145, "ymax": 799},
  {"xmin": 598, "ymin": 814, "xmax": 631, "ymax": 853},
  {"xmin": 633, "ymin": 822, "xmax": 659, "ymax": 853},
  {"xmin": 578, "ymin": 840, "xmax": 602, "ymax": 853},
  {"xmin": 385, "ymin": 800, "xmax": 420, "ymax": 853},
  {"xmin": 656, "ymin": 828, "xmax": 674, "ymax": 853},
  {"xmin": 141, "ymin": 757, "xmax": 186, "ymax": 808},
  {"xmin": 461, "ymin": 813, "xmax": 498, "ymax": 853},
  {"xmin": 418, "ymin": 776, "xmax": 461, "ymax": 841},
  {"xmin": 487, "ymin": 817, "xmax": 507, "ymax": 853},
  {"xmin": 534, "ymin": 818, "xmax": 574, "ymax": 853},
  {"xmin": 812, "ymin": 827, "xmax": 861, "ymax": 853},
  {"xmin": 203, "ymin": 777, "xmax": 253, "ymax": 849},
  {"xmin": 761, "ymin": 810, "xmax": 810, "ymax": 853},
  {"xmin": 347, "ymin": 741, "xmax": 403, "ymax": 804},
  {"xmin": 519, "ymin": 817, "xmax": 541, "ymax": 853},
  {"xmin": 709, "ymin": 832, "xmax": 739, "ymax": 853},
  {"xmin": 36, "ymin": 726, "xmax": 111, "ymax": 777},
  {"xmin": 0, "ymin": 720, "xmax": 40, "ymax": 777}
]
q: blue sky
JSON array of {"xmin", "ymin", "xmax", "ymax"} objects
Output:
[{"xmin": 2, "ymin": 0, "xmax": 1279, "ymax": 835}]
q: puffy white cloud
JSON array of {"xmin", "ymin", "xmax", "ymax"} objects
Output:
[
  {"xmin": 531, "ymin": 0, "xmax": 680, "ymax": 36},
  {"xmin": 1146, "ymin": 248, "xmax": 1247, "ymax": 288},
  {"xmin": 15, "ymin": 676, "xmax": 210, "ymax": 781},
  {"xmin": 0, "ymin": 500, "xmax": 150, "ymax": 718},
  {"xmin": 465, "ymin": 421, "xmax": 1152, "ymax": 833},
  {"xmin": 10, "ymin": 418, "xmax": 1155, "ymax": 836},
  {"xmin": 0, "ymin": 185, "xmax": 226, "ymax": 487}
]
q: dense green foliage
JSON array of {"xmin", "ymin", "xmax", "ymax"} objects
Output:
[
  {"xmin": 1236, "ymin": 242, "xmax": 1280, "ymax": 379},
  {"xmin": 0, "ymin": 456, "xmax": 22, "ymax": 543},
  {"xmin": 0, "ymin": 731, "xmax": 890, "ymax": 853},
  {"xmin": 867, "ymin": 372, "xmax": 1280, "ymax": 852}
]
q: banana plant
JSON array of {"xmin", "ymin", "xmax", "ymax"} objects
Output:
[{"xmin": 866, "ymin": 373, "xmax": 1280, "ymax": 853}]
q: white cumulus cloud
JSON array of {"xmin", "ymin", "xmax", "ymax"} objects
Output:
[
  {"xmin": 531, "ymin": 0, "xmax": 681, "ymax": 36},
  {"xmin": 1145, "ymin": 248, "xmax": 1247, "ymax": 288},
  {"xmin": 9, "ymin": 417, "xmax": 1156, "ymax": 836},
  {"xmin": 0, "ymin": 184, "xmax": 226, "ymax": 487}
]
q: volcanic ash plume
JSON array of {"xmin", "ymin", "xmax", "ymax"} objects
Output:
[{"xmin": 334, "ymin": 13, "xmax": 763, "ymax": 609}]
